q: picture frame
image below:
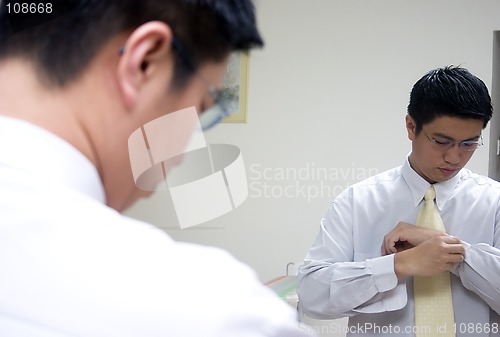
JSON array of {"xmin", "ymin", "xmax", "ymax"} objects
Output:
[{"xmin": 221, "ymin": 52, "xmax": 249, "ymax": 124}]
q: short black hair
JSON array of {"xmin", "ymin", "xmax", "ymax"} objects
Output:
[
  {"xmin": 0, "ymin": 0, "xmax": 264, "ymax": 87},
  {"xmin": 407, "ymin": 66, "xmax": 493, "ymax": 134}
]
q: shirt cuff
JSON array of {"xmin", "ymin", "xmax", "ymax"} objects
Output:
[
  {"xmin": 366, "ymin": 254, "xmax": 399, "ymax": 292},
  {"xmin": 353, "ymin": 254, "xmax": 407, "ymax": 313}
]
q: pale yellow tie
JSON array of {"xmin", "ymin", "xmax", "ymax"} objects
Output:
[{"xmin": 413, "ymin": 186, "xmax": 455, "ymax": 336}]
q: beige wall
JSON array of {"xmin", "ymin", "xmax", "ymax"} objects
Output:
[{"xmin": 125, "ymin": 0, "xmax": 500, "ymax": 282}]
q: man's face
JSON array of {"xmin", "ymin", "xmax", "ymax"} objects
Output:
[
  {"xmin": 122, "ymin": 58, "xmax": 230, "ymax": 209},
  {"xmin": 158, "ymin": 58, "xmax": 230, "ymax": 168},
  {"xmin": 406, "ymin": 115, "xmax": 483, "ymax": 183}
]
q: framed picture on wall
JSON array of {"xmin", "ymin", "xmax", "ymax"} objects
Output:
[{"xmin": 222, "ymin": 52, "xmax": 249, "ymax": 124}]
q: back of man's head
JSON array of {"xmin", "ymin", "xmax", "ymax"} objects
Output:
[{"xmin": 0, "ymin": 0, "xmax": 263, "ymax": 87}]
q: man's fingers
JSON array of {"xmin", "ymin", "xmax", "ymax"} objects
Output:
[
  {"xmin": 448, "ymin": 242, "xmax": 465, "ymax": 252},
  {"xmin": 381, "ymin": 241, "xmax": 395, "ymax": 255},
  {"xmin": 448, "ymin": 253, "xmax": 465, "ymax": 264},
  {"xmin": 442, "ymin": 235, "xmax": 462, "ymax": 244},
  {"xmin": 443, "ymin": 236, "xmax": 465, "ymax": 264}
]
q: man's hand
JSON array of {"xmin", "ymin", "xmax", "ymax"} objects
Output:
[
  {"xmin": 393, "ymin": 235, "xmax": 465, "ymax": 279},
  {"xmin": 381, "ymin": 221, "xmax": 446, "ymax": 255}
]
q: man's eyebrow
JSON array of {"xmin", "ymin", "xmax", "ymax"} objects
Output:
[{"xmin": 433, "ymin": 132, "xmax": 481, "ymax": 142}]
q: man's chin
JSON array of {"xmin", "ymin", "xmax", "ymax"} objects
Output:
[{"xmin": 429, "ymin": 168, "xmax": 460, "ymax": 183}]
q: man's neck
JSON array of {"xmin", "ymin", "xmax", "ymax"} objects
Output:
[{"xmin": 0, "ymin": 58, "xmax": 100, "ymax": 172}]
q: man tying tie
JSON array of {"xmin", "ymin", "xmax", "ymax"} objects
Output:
[{"xmin": 298, "ymin": 66, "xmax": 500, "ymax": 337}]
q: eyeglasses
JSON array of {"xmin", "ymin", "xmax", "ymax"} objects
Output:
[
  {"xmin": 171, "ymin": 37, "xmax": 230, "ymax": 131},
  {"xmin": 422, "ymin": 128, "xmax": 483, "ymax": 152},
  {"xmin": 194, "ymin": 79, "xmax": 231, "ymax": 131}
]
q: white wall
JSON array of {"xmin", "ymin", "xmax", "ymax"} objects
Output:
[{"xmin": 125, "ymin": 0, "xmax": 500, "ymax": 283}]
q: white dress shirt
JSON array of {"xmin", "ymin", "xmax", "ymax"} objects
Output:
[
  {"xmin": 298, "ymin": 158, "xmax": 500, "ymax": 336},
  {"xmin": 0, "ymin": 116, "xmax": 310, "ymax": 337}
]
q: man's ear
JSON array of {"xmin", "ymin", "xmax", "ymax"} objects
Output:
[
  {"xmin": 117, "ymin": 21, "xmax": 174, "ymax": 109},
  {"xmin": 405, "ymin": 114, "xmax": 417, "ymax": 141}
]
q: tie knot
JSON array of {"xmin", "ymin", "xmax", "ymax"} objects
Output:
[{"xmin": 424, "ymin": 186, "xmax": 436, "ymax": 201}]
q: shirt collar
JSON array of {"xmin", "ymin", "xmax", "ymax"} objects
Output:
[
  {"xmin": 0, "ymin": 116, "xmax": 106, "ymax": 204},
  {"xmin": 402, "ymin": 155, "xmax": 461, "ymax": 210}
]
